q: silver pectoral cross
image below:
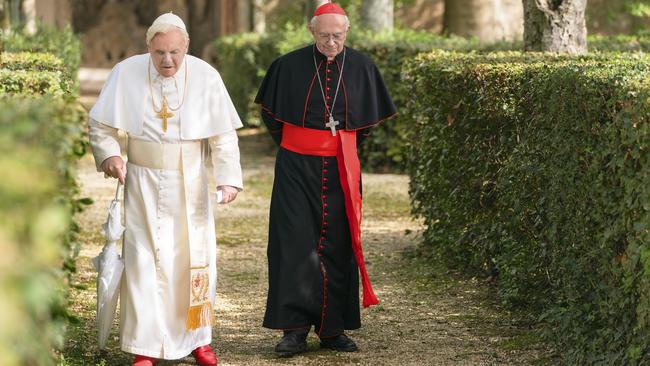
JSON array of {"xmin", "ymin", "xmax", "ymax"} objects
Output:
[{"xmin": 326, "ymin": 116, "xmax": 340, "ymax": 136}]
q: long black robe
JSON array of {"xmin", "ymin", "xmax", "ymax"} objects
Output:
[{"xmin": 255, "ymin": 44, "xmax": 396, "ymax": 337}]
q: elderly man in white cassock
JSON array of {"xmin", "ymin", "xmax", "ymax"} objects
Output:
[{"xmin": 88, "ymin": 12, "xmax": 243, "ymax": 366}]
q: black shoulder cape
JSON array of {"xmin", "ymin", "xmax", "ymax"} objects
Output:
[{"xmin": 255, "ymin": 44, "xmax": 397, "ymax": 131}]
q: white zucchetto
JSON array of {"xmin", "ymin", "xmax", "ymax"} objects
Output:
[{"xmin": 151, "ymin": 12, "xmax": 186, "ymax": 31}]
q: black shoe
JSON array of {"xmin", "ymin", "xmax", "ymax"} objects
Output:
[
  {"xmin": 275, "ymin": 329, "xmax": 308, "ymax": 356},
  {"xmin": 319, "ymin": 334, "xmax": 358, "ymax": 352}
]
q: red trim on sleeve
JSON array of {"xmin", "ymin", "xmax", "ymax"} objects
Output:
[
  {"xmin": 260, "ymin": 105, "xmax": 295, "ymax": 130},
  {"xmin": 347, "ymin": 113, "xmax": 398, "ymax": 131}
]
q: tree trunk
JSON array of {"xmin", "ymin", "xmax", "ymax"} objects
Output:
[
  {"xmin": 8, "ymin": 0, "xmax": 21, "ymax": 27},
  {"xmin": 186, "ymin": 0, "xmax": 219, "ymax": 56},
  {"xmin": 360, "ymin": 0, "xmax": 394, "ymax": 32},
  {"xmin": 522, "ymin": 0, "xmax": 587, "ymax": 54},
  {"xmin": 305, "ymin": 0, "xmax": 321, "ymax": 22},
  {"xmin": 236, "ymin": 0, "xmax": 251, "ymax": 32},
  {"xmin": 1, "ymin": 0, "xmax": 10, "ymax": 30},
  {"xmin": 444, "ymin": 0, "xmax": 523, "ymax": 43},
  {"xmin": 252, "ymin": 0, "xmax": 265, "ymax": 33},
  {"xmin": 22, "ymin": 0, "xmax": 36, "ymax": 33}
]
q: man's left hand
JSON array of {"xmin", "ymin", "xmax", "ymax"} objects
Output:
[{"xmin": 217, "ymin": 185, "xmax": 239, "ymax": 204}]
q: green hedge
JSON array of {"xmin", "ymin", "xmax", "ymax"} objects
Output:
[
  {"xmin": 0, "ymin": 52, "xmax": 73, "ymax": 95},
  {"xmin": 0, "ymin": 25, "xmax": 81, "ymax": 90},
  {"xmin": 0, "ymin": 51, "xmax": 66, "ymax": 71},
  {"xmin": 0, "ymin": 68, "xmax": 70, "ymax": 95},
  {"xmin": 404, "ymin": 50, "xmax": 650, "ymax": 364},
  {"xmin": 0, "ymin": 34, "xmax": 86, "ymax": 364},
  {"xmin": 213, "ymin": 28, "xmax": 471, "ymax": 171},
  {"xmin": 212, "ymin": 28, "xmax": 648, "ymax": 173},
  {"xmin": 590, "ymin": 34, "xmax": 650, "ymax": 52},
  {"xmin": 0, "ymin": 96, "xmax": 86, "ymax": 366}
]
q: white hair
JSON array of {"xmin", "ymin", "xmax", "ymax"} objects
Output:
[
  {"xmin": 146, "ymin": 23, "xmax": 189, "ymax": 45},
  {"xmin": 309, "ymin": 14, "xmax": 350, "ymax": 30}
]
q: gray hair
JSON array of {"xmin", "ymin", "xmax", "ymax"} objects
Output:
[
  {"xmin": 146, "ymin": 23, "xmax": 190, "ymax": 45},
  {"xmin": 309, "ymin": 14, "xmax": 350, "ymax": 30}
]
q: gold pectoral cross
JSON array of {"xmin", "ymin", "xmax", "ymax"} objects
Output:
[{"xmin": 156, "ymin": 97, "xmax": 174, "ymax": 132}]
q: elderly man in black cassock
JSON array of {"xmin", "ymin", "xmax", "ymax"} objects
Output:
[{"xmin": 254, "ymin": 1, "xmax": 397, "ymax": 357}]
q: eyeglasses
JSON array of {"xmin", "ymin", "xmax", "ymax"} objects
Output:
[{"xmin": 316, "ymin": 32, "xmax": 346, "ymax": 42}]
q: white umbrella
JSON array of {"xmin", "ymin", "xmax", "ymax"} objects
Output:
[{"xmin": 91, "ymin": 182, "xmax": 125, "ymax": 350}]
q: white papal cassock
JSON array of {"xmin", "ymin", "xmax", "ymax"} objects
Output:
[{"xmin": 88, "ymin": 54, "xmax": 243, "ymax": 359}]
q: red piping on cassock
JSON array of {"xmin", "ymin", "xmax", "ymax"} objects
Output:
[{"xmin": 281, "ymin": 124, "xmax": 379, "ymax": 308}]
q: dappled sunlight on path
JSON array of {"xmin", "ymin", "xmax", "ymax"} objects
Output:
[{"xmin": 64, "ymin": 130, "xmax": 550, "ymax": 365}]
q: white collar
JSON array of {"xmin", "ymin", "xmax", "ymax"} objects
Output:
[{"xmin": 149, "ymin": 56, "xmax": 186, "ymax": 84}]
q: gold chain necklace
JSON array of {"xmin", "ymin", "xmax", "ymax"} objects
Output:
[{"xmin": 148, "ymin": 56, "xmax": 188, "ymax": 131}]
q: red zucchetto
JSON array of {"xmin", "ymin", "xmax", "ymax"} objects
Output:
[{"xmin": 313, "ymin": 2, "xmax": 347, "ymax": 17}]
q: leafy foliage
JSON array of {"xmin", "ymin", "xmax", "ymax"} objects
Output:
[
  {"xmin": 212, "ymin": 27, "xmax": 650, "ymax": 173},
  {"xmin": 0, "ymin": 25, "xmax": 81, "ymax": 90},
  {"xmin": 212, "ymin": 29, "xmax": 465, "ymax": 172},
  {"xmin": 590, "ymin": 33, "xmax": 650, "ymax": 52},
  {"xmin": 404, "ymin": 50, "xmax": 650, "ymax": 365},
  {"xmin": 0, "ymin": 26, "xmax": 86, "ymax": 365},
  {"xmin": 0, "ymin": 52, "xmax": 74, "ymax": 95},
  {"xmin": 0, "ymin": 68, "xmax": 70, "ymax": 95},
  {"xmin": 0, "ymin": 96, "xmax": 87, "ymax": 366}
]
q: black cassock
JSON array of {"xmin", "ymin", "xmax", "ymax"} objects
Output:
[{"xmin": 255, "ymin": 44, "xmax": 396, "ymax": 337}]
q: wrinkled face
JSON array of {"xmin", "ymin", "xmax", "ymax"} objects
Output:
[
  {"xmin": 148, "ymin": 29, "xmax": 188, "ymax": 77},
  {"xmin": 310, "ymin": 14, "xmax": 349, "ymax": 59}
]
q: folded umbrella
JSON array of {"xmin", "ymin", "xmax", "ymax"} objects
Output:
[{"xmin": 91, "ymin": 182, "xmax": 125, "ymax": 350}]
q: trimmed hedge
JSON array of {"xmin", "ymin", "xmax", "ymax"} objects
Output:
[
  {"xmin": 0, "ymin": 96, "xmax": 86, "ymax": 366},
  {"xmin": 1, "ymin": 30, "xmax": 86, "ymax": 364},
  {"xmin": 212, "ymin": 28, "xmax": 649, "ymax": 172},
  {"xmin": 0, "ymin": 25, "xmax": 81, "ymax": 80},
  {"xmin": 0, "ymin": 51, "xmax": 66, "ymax": 71},
  {"xmin": 404, "ymin": 50, "xmax": 650, "ymax": 364},
  {"xmin": 590, "ymin": 34, "xmax": 650, "ymax": 52},
  {"xmin": 212, "ymin": 28, "xmax": 476, "ymax": 172},
  {"xmin": 0, "ymin": 68, "xmax": 70, "ymax": 95},
  {"xmin": 0, "ymin": 52, "xmax": 74, "ymax": 95}
]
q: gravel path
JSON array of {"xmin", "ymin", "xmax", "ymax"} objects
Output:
[{"xmin": 63, "ymin": 129, "xmax": 551, "ymax": 366}]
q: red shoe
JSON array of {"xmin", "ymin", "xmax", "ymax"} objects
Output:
[
  {"xmin": 192, "ymin": 345, "xmax": 218, "ymax": 366},
  {"xmin": 132, "ymin": 354, "xmax": 157, "ymax": 366}
]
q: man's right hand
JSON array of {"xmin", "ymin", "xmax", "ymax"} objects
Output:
[{"xmin": 100, "ymin": 156, "xmax": 126, "ymax": 184}]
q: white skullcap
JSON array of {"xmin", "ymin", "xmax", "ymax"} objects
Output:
[
  {"xmin": 146, "ymin": 12, "xmax": 189, "ymax": 45},
  {"xmin": 151, "ymin": 12, "xmax": 186, "ymax": 31}
]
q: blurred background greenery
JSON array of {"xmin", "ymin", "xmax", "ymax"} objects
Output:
[{"xmin": 1, "ymin": 0, "xmax": 649, "ymax": 365}]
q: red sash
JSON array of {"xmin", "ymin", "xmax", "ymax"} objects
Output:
[{"xmin": 281, "ymin": 123, "xmax": 378, "ymax": 308}]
